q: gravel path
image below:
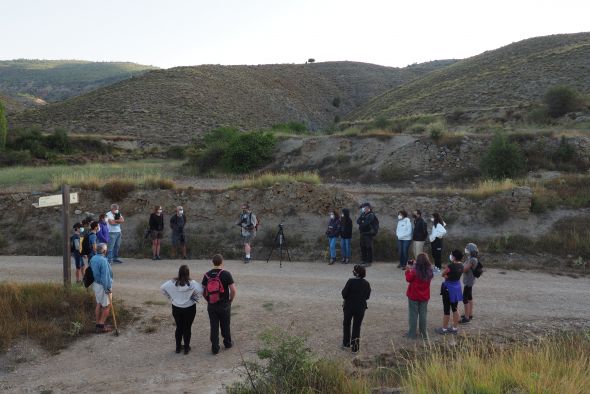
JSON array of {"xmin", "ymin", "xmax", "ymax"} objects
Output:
[{"xmin": 1, "ymin": 256, "xmax": 589, "ymax": 393}]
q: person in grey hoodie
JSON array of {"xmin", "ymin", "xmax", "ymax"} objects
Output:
[
  {"xmin": 396, "ymin": 210, "xmax": 413, "ymax": 269},
  {"xmin": 161, "ymin": 265, "xmax": 203, "ymax": 354}
]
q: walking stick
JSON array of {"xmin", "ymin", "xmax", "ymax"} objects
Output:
[{"xmin": 109, "ymin": 292, "xmax": 119, "ymax": 336}]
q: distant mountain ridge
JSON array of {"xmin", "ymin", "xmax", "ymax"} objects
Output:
[
  {"xmin": 0, "ymin": 59, "xmax": 157, "ymax": 110},
  {"xmin": 10, "ymin": 60, "xmax": 454, "ymax": 141},
  {"xmin": 348, "ymin": 32, "xmax": 590, "ymax": 121}
]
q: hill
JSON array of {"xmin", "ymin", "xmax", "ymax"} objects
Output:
[
  {"xmin": 9, "ymin": 61, "xmax": 455, "ymax": 141},
  {"xmin": 348, "ymin": 32, "xmax": 590, "ymax": 121},
  {"xmin": 0, "ymin": 59, "xmax": 157, "ymax": 109}
]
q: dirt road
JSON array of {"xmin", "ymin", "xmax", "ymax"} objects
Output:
[{"xmin": 1, "ymin": 256, "xmax": 589, "ymax": 393}]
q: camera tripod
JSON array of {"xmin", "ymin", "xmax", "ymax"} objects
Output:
[{"xmin": 266, "ymin": 224, "xmax": 292, "ymax": 268}]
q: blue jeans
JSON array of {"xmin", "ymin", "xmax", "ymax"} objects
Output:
[
  {"xmin": 107, "ymin": 232, "xmax": 122, "ymax": 263},
  {"xmin": 398, "ymin": 239, "xmax": 411, "ymax": 267},
  {"xmin": 329, "ymin": 237, "xmax": 339, "ymax": 259},
  {"xmin": 341, "ymin": 238, "xmax": 351, "ymax": 258}
]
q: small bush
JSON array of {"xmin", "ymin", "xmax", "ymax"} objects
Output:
[
  {"xmin": 166, "ymin": 146, "xmax": 186, "ymax": 159},
  {"xmin": 372, "ymin": 117, "xmax": 390, "ymax": 129},
  {"xmin": 142, "ymin": 177, "xmax": 175, "ymax": 190},
  {"xmin": 544, "ymin": 85, "xmax": 581, "ymax": 118},
  {"xmin": 44, "ymin": 129, "xmax": 71, "ymax": 154},
  {"xmin": 527, "ymin": 105, "xmax": 552, "ymax": 124},
  {"xmin": 427, "ymin": 121, "xmax": 446, "ymax": 141},
  {"xmin": 409, "ymin": 123, "xmax": 427, "ymax": 133},
  {"xmin": 102, "ymin": 180, "xmax": 135, "ymax": 201},
  {"xmin": 271, "ymin": 122, "xmax": 307, "ymax": 134},
  {"xmin": 480, "ymin": 132, "xmax": 525, "ymax": 180},
  {"xmin": 553, "ymin": 136, "xmax": 576, "ymax": 164}
]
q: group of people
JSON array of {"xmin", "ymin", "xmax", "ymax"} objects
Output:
[
  {"xmin": 147, "ymin": 205, "xmax": 189, "ymax": 260},
  {"xmin": 324, "ymin": 205, "xmax": 448, "ymax": 273}
]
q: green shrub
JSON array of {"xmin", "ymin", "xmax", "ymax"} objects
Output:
[
  {"xmin": 372, "ymin": 116, "xmax": 390, "ymax": 129},
  {"xmin": 44, "ymin": 129, "xmax": 71, "ymax": 154},
  {"xmin": 553, "ymin": 136, "xmax": 576, "ymax": 163},
  {"xmin": 544, "ymin": 86, "xmax": 581, "ymax": 118},
  {"xmin": 101, "ymin": 180, "xmax": 135, "ymax": 201},
  {"xmin": 480, "ymin": 132, "xmax": 525, "ymax": 180},
  {"xmin": 271, "ymin": 122, "xmax": 307, "ymax": 134},
  {"xmin": 527, "ymin": 105, "xmax": 552, "ymax": 124},
  {"xmin": 166, "ymin": 145, "xmax": 186, "ymax": 159},
  {"xmin": 409, "ymin": 123, "xmax": 427, "ymax": 133},
  {"xmin": 428, "ymin": 121, "xmax": 446, "ymax": 140}
]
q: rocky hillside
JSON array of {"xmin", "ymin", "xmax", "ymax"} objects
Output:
[
  {"xmin": 348, "ymin": 32, "xmax": 590, "ymax": 121},
  {"xmin": 0, "ymin": 59, "xmax": 156, "ymax": 110},
  {"xmin": 10, "ymin": 61, "xmax": 454, "ymax": 141}
]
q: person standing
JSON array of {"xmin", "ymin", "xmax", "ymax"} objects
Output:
[
  {"xmin": 237, "ymin": 203, "xmax": 257, "ymax": 264},
  {"xmin": 161, "ymin": 265, "xmax": 202, "ymax": 354},
  {"xmin": 340, "ymin": 208, "xmax": 353, "ymax": 264},
  {"xmin": 341, "ymin": 264, "xmax": 371, "ymax": 353},
  {"xmin": 411, "ymin": 210, "xmax": 428, "ymax": 258},
  {"xmin": 429, "ymin": 212, "xmax": 447, "ymax": 273},
  {"xmin": 149, "ymin": 205, "xmax": 164, "ymax": 260},
  {"xmin": 70, "ymin": 223, "xmax": 84, "ymax": 284},
  {"xmin": 170, "ymin": 206, "xmax": 188, "ymax": 259},
  {"xmin": 106, "ymin": 204, "xmax": 125, "ymax": 264},
  {"xmin": 396, "ymin": 210, "xmax": 413, "ymax": 269},
  {"xmin": 88, "ymin": 221, "xmax": 99, "ymax": 257},
  {"xmin": 90, "ymin": 243, "xmax": 113, "ymax": 333},
  {"xmin": 97, "ymin": 213, "xmax": 109, "ymax": 245},
  {"xmin": 326, "ymin": 210, "xmax": 342, "ymax": 265},
  {"xmin": 405, "ymin": 253, "xmax": 433, "ymax": 339},
  {"xmin": 460, "ymin": 243, "xmax": 480, "ymax": 324},
  {"xmin": 202, "ymin": 254, "xmax": 237, "ymax": 355},
  {"xmin": 435, "ymin": 249, "xmax": 463, "ymax": 335},
  {"xmin": 357, "ymin": 202, "xmax": 377, "ymax": 267}
]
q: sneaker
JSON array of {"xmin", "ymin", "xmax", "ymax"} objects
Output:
[
  {"xmin": 435, "ymin": 327, "xmax": 448, "ymax": 335},
  {"xmin": 459, "ymin": 317, "xmax": 471, "ymax": 324},
  {"xmin": 152, "ymin": 256, "xmax": 157, "ymax": 260},
  {"xmin": 244, "ymin": 257, "xmax": 250, "ymax": 264},
  {"xmin": 224, "ymin": 342, "xmax": 233, "ymax": 349},
  {"xmin": 113, "ymin": 259, "xmax": 124, "ymax": 264},
  {"xmin": 449, "ymin": 328, "xmax": 458, "ymax": 335},
  {"xmin": 175, "ymin": 346, "xmax": 181, "ymax": 354},
  {"xmin": 156, "ymin": 256, "xmax": 162, "ymax": 260},
  {"xmin": 184, "ymin": 346, "xmax": 191, "ymax": 355},
  {"xmin": 212, "ymin": 347, "xmax": 220, "ymax": 355},
  {"xmin": 351, "ymin": 347, "xmax": 359, "ymax": 354},
  {"xmin": 329, "ymin": 259, "xmax": 336, "ymax": 265}
]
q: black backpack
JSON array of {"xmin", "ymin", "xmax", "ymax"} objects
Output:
[
  {"xmin": 81, "ymin": 235, "xmax": 92, "ymax": 256},
  {"xmin": 472, "ymin": 258, "xmax": 484, "ymax": 278},
  {"xmin": 371, "ymin": 215, "xmax": 379, "ymax": 236},
  {"xmin": 83, "ymin": 266, "xmax": 95, "ymax": 288}
]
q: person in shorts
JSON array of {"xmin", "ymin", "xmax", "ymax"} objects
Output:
[
  {"xmin": 149, "ymin": 205, "xmax": 164, "ymax": 260},
  {"xmin": 435, "ymin": 249, "xmax": 463, "ymax": 335},
  {"xmin": 460, "ymin": 243, "xmax": 480, "ymax": 324},
  {"xmin": 90, "ymin": 243, "xmax": 113, "ymax": 333},
  {"xmin": 170, "ymin": 206, "xmax": 188, "ymax": 259},
  {"xmin": 71, "ymin": 222, "xmax": 84, "ymax": 284},
  {"xmin": 236, "ymin": 203, "xmax": 257, "ymax": 264}
]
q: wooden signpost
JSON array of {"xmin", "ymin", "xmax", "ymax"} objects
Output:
[{"xmin": 33, "ymin": 186, "xmax": 79, "ymax": 288}]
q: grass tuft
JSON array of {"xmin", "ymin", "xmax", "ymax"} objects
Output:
[{"xmin": 230, "ymin": 171, "xmax": 321, "ymax": 189}]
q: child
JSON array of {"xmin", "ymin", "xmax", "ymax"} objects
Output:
[
  {"xmin": 405, "ymin": 253, "xmax": 433, "ymax": 339},
  {"xmin": 460, "ymin": 243, "xmax": 480, "ymax": 324},
  {"xmin": 435, "ymin": 249, "xmax": 463, "ymax": 335},
  {"xmin": 70, "ymin": 223, "xmax": 84, "ymax": 284}
]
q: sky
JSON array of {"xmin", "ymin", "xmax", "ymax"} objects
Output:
[{"xmin": 1, "ymin": 0, "xmax": 589, "ymax": 69}]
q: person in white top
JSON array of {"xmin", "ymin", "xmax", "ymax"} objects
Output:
[
  {"xmin": 106, "ymin": 203, "xmax": 125, "ymax": 264},
  {"xmin": 429, "ymin": 212, "xmax": 447, "ymax": 273},
  {"xmin": 161, "ymin": 265, "xmax": 203, "ymax": 354},
  {"xmin": 396, "ymin": 210, "xmax": 413, "ymax": 269}
]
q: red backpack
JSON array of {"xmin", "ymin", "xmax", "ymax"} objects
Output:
[{"xmin": 204, "ymin": 269, "xmax": 225, "ymax": 304}]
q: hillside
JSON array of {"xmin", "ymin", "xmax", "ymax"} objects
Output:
[
  {"xmin": 0, "ymin": 59, "xmax": 156, "ymax": 109},
  {"xmin": 348, "ymin": 32, "xmax": 590, "ymax": 121},
  {"xmin": 10, "ymin": 61, "xmax": 454, "ymax": 141}
]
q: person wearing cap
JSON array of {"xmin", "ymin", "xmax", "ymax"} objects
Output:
[
  {"xmin": 460, "ymin": 243, "xmax": 480, "ymax": 324},
  {"xmin": 341, "ymin": 264, "xmax": 371, "ymax": 353},
  {"xmin": 170, "ymin": 206, "xmax": 188, "ymax": 259},
  {"xmin": 237, "ymin": 203, "xmax": 257, "ymax": 264},
  {"xmin": 356, "ymin": 202, "xmax": 377, "ymax": 267}
]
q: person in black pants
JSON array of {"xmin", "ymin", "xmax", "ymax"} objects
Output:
[
  {"xmin": 149, "ymin": 205, "xmax": 164, "ymax": 260},
  {"xmin": 160, "ymin": 265, "xmax": 202, "ymax": 354},
  {"xmin": 357, "ymin": 202, "xmax": 377, "ymax": 267},
  {"xmin": 202, "ymin": 254, "xmax": 237, "ymax": 355},
  {"xmin": 341, "ymin": 265, "xmax": 371, "ymax": 353},
  {"xmin": 428, "ymin": 212, "xmax": 447, "ymax": 273}
]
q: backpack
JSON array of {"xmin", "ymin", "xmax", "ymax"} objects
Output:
[
  {"xmin": 81, "ymin": 234, "xmax": 92, "ymax": 256},
  {"xmin": 83, "ymin": 266, "xmax": 95, "ymax": 288},
  {"xmin": 204, "ymin": 270, "xmax": 225, "ymax": 304},
  {"xmin": 371, "ymin": 215, "xmax": 379, "ymax": 236},
  {"xmin": 70, "ymin": 234, "xmax": 79, "ymax": 253},
  {"xmin": 472, "ymin": 258, "xmax": 484, "ymax": 278},
  {"xmin": 249, "ymin": 213, "xmax": 260, "ymax": 231}
]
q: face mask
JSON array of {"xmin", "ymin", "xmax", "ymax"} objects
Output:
[
  {"xmin": 431, "ymin": 218, "xmax": 434, "ymax": 222},
  {"xmin": 157, "ymin": 209, "xmax": 162, "ymax": 214},
  {"xmin": 80, "ymin": 228, "xmax": 85, "ymax": 233},
  {"xmin": 449, "ymin": 254, "xmax": 454, "ymax": 262},
  {"xmin": 114, "ymin": 210, "xmax": 119, "ymax": 214},
  {"xmin": 464, "ymin": 249, "xmax": 469, "ymax": 255},
  {"xmin": 179, "ymin": 210, "xmax": 184, "ymax": 215},
  {"xmin": 330, "ymin": 214, "xmax": 335, "ymax": 219},
  {"xmin": 398, "ymin": 215, "xmax": 403, "ymax": 220},
  {"xmin": 341, "ymin": 214, "xmax": 344, "ymax": 218}
]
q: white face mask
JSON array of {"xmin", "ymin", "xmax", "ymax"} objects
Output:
[
  {"xmin": 178, "ymin": 210, "xmax": 184, "ymax": 215},
  {"xmin": 449, "ymin": 254, "xmax": 454, "ymax": 262},
  {"xmin": 398, "ymin": 215, "xmax": 403, "ymax": 220},
  {"xmin": 431, "ymin": 218, "xmax": 434, "ymax": 222},
  {"xmin": 330, "ymin": 214, "xmax": 335, "ymax": 219},
  {"xmin": 464, "ymin": 249, "xmax": 469, "ymax": 255},
  {"xmin": 80, "ymin": 228, "xmax": 84, "ymax": 233},
  {"xmin": 114, "ymin": 209, "xmax": 119, "ymax": 214},
  {"xmin": 157, "ymin": 209, "xmax": 162, "ymax": 214}
]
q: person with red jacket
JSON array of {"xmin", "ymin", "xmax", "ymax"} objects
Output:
[{"xmin": 405, "ymin": 253, "xmax": 434, "ymax": 339}]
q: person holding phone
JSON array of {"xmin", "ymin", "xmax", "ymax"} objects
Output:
[
  {"xmin": 106, "ymin": 203, "xmax": 125, "ymax": 264},
  {"xmin": 405, "ymin": 254, "xmax": 434, "ymax": 339}
]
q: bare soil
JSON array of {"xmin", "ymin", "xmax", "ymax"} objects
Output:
[{"xmin": 1, "ymin": 256, "xmax": 589, "ymax": 393}]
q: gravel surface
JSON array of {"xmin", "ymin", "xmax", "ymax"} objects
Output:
[{"xmin": 1, "ymin": 256, "xmax": 589, "ymax": 393}]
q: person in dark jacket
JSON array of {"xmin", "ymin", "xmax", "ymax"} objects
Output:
[
  {"xmin": 326, "ymin": 210, "xmax": 342, "ymax": 265},
  {"xmin": 149, "ymin": 205, "xmax": 165, "ymax": 260},
  {"xmin": 357, "ymin": 202, "xmax": 376, "ymax": 267},
  {"xmin": 341, "ymin": 264, "xmax": 371, "ymax": 353},
  {"xmin": 411, "ymin": 210, "xmax": 428, "ymax": 259},
  {"xmin": 340, "ymin": 208, "xmax": 353, "ymax": 264},
  {"xmin": 170, "ymin": 206, "xmax": 188, "ymax": 259}
]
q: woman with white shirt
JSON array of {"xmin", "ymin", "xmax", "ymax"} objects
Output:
[
  {"xmin": 429, "ymin": 212, "xmax": 447, "ymax": 273},
  {"xmin": 396, "ymin": 210, "xmax": 413, "ymax": 269},
  {"xmin": 161, "ymin": 265, "xmax": 203, "ymax": 354}
]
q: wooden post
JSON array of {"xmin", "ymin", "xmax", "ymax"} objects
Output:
[{"xmin": 62, "ymin": 185, "xmax": 71, "ymax": 288}]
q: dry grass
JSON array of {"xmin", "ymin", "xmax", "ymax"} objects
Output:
[
  {"xmin": 230, "ymin": 171, "xmax": 321, "ymax": 189},
  {"xmin": 0, "ymin": 282, "xmax": 131, "ymax": 354}
]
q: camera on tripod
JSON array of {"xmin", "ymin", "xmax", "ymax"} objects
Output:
[{"xmin": 266, "ymin": 223, "xmax": 291, "ymax": 267}]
